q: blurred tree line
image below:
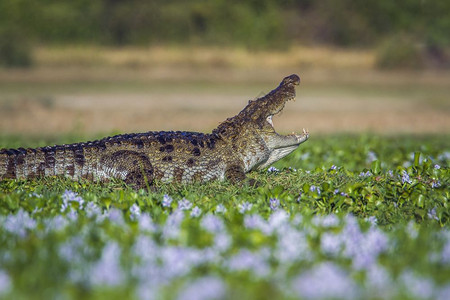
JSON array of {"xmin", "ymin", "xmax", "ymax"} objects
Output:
[{"xmin": 1, "ymin": 0, "xmax": 449, "ymax": 68}]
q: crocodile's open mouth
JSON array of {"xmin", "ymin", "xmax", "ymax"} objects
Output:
[{"xmin": 265, "ymin": 94, "xmax": 296, "ymax": 131}]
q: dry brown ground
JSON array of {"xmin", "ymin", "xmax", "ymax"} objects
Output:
[{"xmin": 0, "ymin": 46, "xmax": 449, "ymax": 137}]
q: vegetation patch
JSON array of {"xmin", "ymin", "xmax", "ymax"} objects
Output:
[{"xmin": 0, "ymin": 134, "xmax": 449, "ymax": 299}]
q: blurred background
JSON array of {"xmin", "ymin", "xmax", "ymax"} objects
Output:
[{"xmin": 0, "ymin": 0, "xmax": 449, "ymax": 138}]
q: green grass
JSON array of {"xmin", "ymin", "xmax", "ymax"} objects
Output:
[{"xmin": 0, "ymin": 133, "xmax": 449, "ymax": 299}]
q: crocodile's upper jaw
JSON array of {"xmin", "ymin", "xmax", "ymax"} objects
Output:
[{"xmin": 261, "ymin": 74, "xmax": 299, "ymax": 123}]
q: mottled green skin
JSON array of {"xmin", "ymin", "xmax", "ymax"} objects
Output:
[{"xmin": 0, "ymin": 74, "xmax": 309, "ymax": 188}]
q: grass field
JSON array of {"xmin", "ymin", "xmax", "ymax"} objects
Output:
[{"xmin": 0, "ymin": 46, "xmax": 449, "ymax": 299}]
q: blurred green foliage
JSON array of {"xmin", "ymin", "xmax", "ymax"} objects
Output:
[
  {"xmin": 1, "ymin": 0, "xmax": 449, "ymax": 48},
  {"xmin": 1, "ymin": 0, "xmax": 450, "ymax": 67}
]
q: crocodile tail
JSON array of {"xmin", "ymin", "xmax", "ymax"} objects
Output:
[{"xmin": 0, "ymin": 143, "xmax": 91, "ymax": 181}]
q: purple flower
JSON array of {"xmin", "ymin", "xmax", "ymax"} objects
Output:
[
  {"xmin": 406, "ymin": 221, "xmax": 419, "ymax": 239},
  {"xmin": 0, "ymin": 270, "xmax": 11, "ymax": 295},
  {"xmin": 61, "ymin": 190, "xmax": 84, "ymax": 211},
  {"xmin": 310, "ymin": 185, "xmax": 321, "ymax": 195},
  {"xmin": 321, "ymin": 232, "xmax": 342, "ymax": 256},
  {"xmin": 401, "ymin": 170, "xmax": 412, "ymax": 184},
  {"xmin": 190, "ymin": 206, "xmax": 202, "ymax": 218},
  {"xmin": 365, "ymin": 265, "xmax": 394, "ymax": 298},
  {"xmin": 340, "ymin": 215, "xmax": 388, "ymax": 270},
  {"xmin": 3, "ymin": 208, "xmax": 36, "ymax": 238},
  {"xmin": 441, "ymin": 240, "xmax": 450, "ymax": 264},
  {"xmin": 213, "ymin": 233, "xmax": 231, "ymax": 252},
  {"xmin": 133, "ymin": 235, "xmax": 158, "ymax": 263},
  {"xmin": 239, "ymin": 202, "xmax": 253, "ymax": 214},
  {"xmin": 130, "ymin": 204, "xmax": 141, "ymax": 220},
  {"xmin": 276, "ymin": 227, "xmax": 309, "ymax": 263},
  {"xmin": 138, "ymin": 213, "xmax": 156, "ymax": 232},
  {"xmin": 108, "ymin": 208, "xmax": 124, "ymax": 225},
  {"xmin": 359, "ymin": 171, "xmax": 372, "ymax": 178},
  {"xmin": 269, "ymin": 210, "xmax": 289, "ymax": 231},
  {"xmin": 428, "ymin": 207, "xmax": 439, "ymax": 221},
  {"xmin": 352, "ymin": 228, "xmax": 388, "ymax": 270},
  {"xmin": 178, "ymin": 199, "xmax": 192, "ymax": 211},
  {"xmin": 366, "ymin": 216, "xmax": 378, "ymax": 227},
  {"xmin": 85, "ymin": 202, "xmax": 102, "ymax": 218},
  {"xmin": 215, "ymin": 204, "xmax": 227, "ymax": 214},
  {"xmin": 296, "ymin": 191, "xmax": 302, "ymax": 202},
  {"xmin": 269, "ymin": 198, "xmax": 280, "ymax": 210},
  {"xmin": 292, "ymin": 262, "xmax": 359, "ymax": 300},
  {"xmin": 437, "ymin": 284, "xmax": 450, "ymax": 300},
  {"xmin": 160, "ymin": 246, "xmax": 204, "ymax": 279},
  {"xmin": 43, "ymin": 215, "xmax": 68, "ymax": 233},
  {"xmin": 431, "ymin": 180, "xmax": 441, "ymax": 188},
  {"xmin": 162, "ymin": 210, "xmax": 184, "ymax": 240},
  {"xmin": 330, "ymin": 165, "xmax": 337, "ymax": 170},
  {"xmin": 267, "ymin": 166, "xmax": 279, "ymax": 173},
  {"xmin": 162, "ymin": 194, "xmax": 173, "ymax": 207},
  {"xmin": 91, "ymin": 242, "xmax": 124, "ymax": 286},
  {"xmin": 366, "ymin": 151, "xmax": 378, "ymax": 163},
  {"xmin": 400, "ymin": 270, "xmax": 434, "ymax": 299},
  {"xmin": 434, "ymin": 164, "xmax": 441, "ymax": 169},
  {"xmin": 176, "ymin": 276, "xmax": 226, "ymax": 300},
  {"xmin": 313, "ymin": 214, "xmax": 339, "ymax": 227},
  {"xmin": 201, "ymin": 215, "xmax": 225, "ymax": 233},
  {"xmin": 244, "ymin": 214, "xmax": 265, "ymax": 231},
  {"xmin": 226, "ymin": 249, "xmax": 269, "ymax": 277}
]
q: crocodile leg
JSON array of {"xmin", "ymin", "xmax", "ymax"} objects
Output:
[{"xmin": 99, "ymin": 150, "xmax": 154, "ymax": 189}]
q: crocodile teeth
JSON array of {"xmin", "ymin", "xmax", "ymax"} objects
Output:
[{"xmin": 266, "ymin": 115, "xmax": 274, "ymax": 127}]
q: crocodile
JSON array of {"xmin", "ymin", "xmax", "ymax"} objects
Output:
[{"xmin": 0, "ymin": 74, "xmax": 309, "ymax": 188}]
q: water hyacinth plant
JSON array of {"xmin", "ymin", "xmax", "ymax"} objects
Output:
[{"xmin": 0, "ymin": 134, "xmax": 448, "ymax": 299}]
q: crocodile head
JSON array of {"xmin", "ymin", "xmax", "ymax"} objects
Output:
[
  {"xmin": 213, "ymin": 74, "xmax": 309, "ymax": 170},
  {"xmin": 215, "ymin": 74, "xmax": 300, "ymax": 136},
  {"xmin": 254, "ymin": 74, "xmax": 300, "ymax": 131}
]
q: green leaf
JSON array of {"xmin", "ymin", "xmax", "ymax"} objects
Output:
[{"xmin": 371, "ymin": 160, "xmax": 381, "ymax": 174}]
